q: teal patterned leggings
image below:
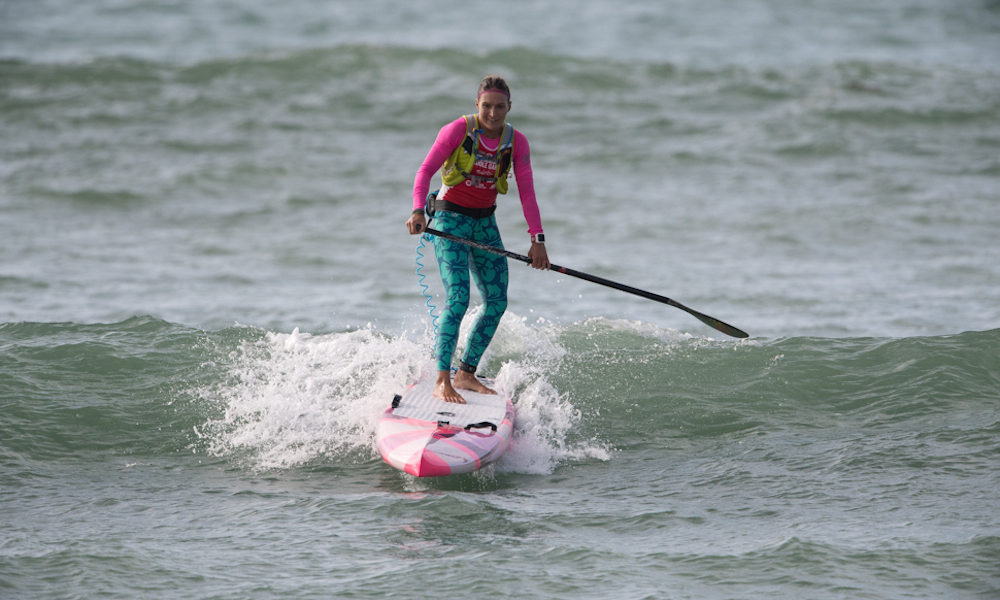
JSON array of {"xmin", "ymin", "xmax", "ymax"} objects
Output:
[{"xmin": 432, "ymin": 211, "xmax": 509, "ymax": 372}]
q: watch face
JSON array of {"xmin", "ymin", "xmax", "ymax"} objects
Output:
[{"xmin": 535, "ymin": 234, "xmax": 545, "ymax": 243}]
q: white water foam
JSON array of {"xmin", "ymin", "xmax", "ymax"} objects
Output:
[
  {"xmin": 198, "ymin": 311, "xmax": 610, "ymax": 473},
  {"xmin": 198, "ymin": 325, "xmax": 426, "ymax": 469},
  {"xmin": 488, "ymin": 315, "xmax": 612, "ymax": 474}
]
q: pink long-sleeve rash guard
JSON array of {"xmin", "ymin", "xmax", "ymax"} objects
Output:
[{"xmin": 412, "ymin": 117, "xmax": 543, "ymax": 235}]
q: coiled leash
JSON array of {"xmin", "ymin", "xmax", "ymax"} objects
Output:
[{"xmin": 414, "ymin": 190, "xmax": 440, "ymax": 335}]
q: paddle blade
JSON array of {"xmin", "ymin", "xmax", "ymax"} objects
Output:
[
  {"xmin": 693, "ymin": 311, "xmax": 749, "ymax": 339},
  {"xmin": 664, "ymin": 298, "xmax": 748, "ymax": 338}
]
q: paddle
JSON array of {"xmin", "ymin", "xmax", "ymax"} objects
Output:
[{"xmin": 421, "ymin": 226, "xmax": 749, "ymax": 339}]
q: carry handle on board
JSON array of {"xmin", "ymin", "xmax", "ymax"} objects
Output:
[{"xmin": 465, "ymin": 421, "xmax": 498, "ymax": 432}]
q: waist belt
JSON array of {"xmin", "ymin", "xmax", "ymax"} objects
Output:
[{"xmin": 427, "ymin": 194, "xmax": 496, "ymax": 219}]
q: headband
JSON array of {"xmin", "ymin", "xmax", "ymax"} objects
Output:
[{"xmin": 477, "ymin": 89, "xmax": 510, "ymax": 100}]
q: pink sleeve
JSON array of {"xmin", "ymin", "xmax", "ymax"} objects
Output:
[
  {"xmin": 512, "ymin": 130, "xmax": 544, "ymax": 235},
  {"xmin": 412, "ymin": 117, "xmax": 467, "ymax": 211}
]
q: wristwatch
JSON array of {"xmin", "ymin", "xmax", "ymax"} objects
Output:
[{"xmin": 532, "ymin": 233, "xmax": 545, "ymax": 244}]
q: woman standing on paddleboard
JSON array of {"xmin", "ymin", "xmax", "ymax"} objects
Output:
[{"xmin": 406, "ymin": 75, "xmax": 549, "ymax": 404}]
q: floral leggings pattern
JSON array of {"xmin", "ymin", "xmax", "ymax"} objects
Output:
[{"xmin": 432, "ymin": 211, "xmax": 509, "ymax": 372}]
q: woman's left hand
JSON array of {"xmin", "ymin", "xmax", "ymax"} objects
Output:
[{"xmin": 528, "ymin": 242, "xmax": 550, "ymax": 270}]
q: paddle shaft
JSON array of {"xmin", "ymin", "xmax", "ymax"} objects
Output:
[{"xmin": 421, "ymin": 226, "xmax": 749, "ymax": 339}]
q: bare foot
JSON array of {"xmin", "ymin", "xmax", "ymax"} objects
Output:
[
  {"xmin": 453, "ymin": 370, "xmax": 497, "ymax": 396},
  {"xmin": 432, "ymin": 371, "xmax": 466, "ymax": 404}
]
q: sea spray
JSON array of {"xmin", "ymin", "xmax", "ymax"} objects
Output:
[
  {"xmin": 197, "ymin": 311, "xmax": 610, "ymax": 473},
  {"xmin": 197, "ymin": 325, "xmax": 425, "ymax": 469}
]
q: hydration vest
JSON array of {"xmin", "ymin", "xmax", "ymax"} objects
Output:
[{"xmin": 440, "ymin": 114, "xmax": 515, "ymax": 194}]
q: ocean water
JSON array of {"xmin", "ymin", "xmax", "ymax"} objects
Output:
[{"xmin": 2, "ymin": 1, "xmax": 999, "ymax": 598}]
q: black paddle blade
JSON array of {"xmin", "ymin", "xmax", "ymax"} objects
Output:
[{"xmin": 683, "ymin": 306, "xmax": 750, "ymax": 339}]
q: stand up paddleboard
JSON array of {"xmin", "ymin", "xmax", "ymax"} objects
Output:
[{"xmin": 376, "ymin": 375, "xmax": 514, "ymax": 477}]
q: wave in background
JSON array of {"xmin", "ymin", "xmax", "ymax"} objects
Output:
[{"xmin": 2, "ymin": 316, "xmax": 997, "ymax": 475}]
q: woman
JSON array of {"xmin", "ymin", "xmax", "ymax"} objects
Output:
[{"xmin": 406, "ymin": 75, "xmax": 549, "ymax": 404}]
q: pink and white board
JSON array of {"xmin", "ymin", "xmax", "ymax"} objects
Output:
[{"xmin": 376, "ymin": 376, "xmax": 514, "ymax": 477}]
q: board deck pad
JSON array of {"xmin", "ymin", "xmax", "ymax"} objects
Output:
[
  {"xmin": 376, "ymin": 375, "xmax": 515, "ymax": 477},
  {"xmin": 391, "ymin": 377, "xmax": 508, "ymax": 429}
]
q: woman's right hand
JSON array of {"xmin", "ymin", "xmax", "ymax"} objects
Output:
[{"xmin": 406, "ymin": 211, "xmax": 426, "ymax": 235}]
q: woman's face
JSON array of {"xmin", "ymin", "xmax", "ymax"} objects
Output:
[{"xmin": 476, "ymin": 91, "xmax": 511, "ymax": 135}]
